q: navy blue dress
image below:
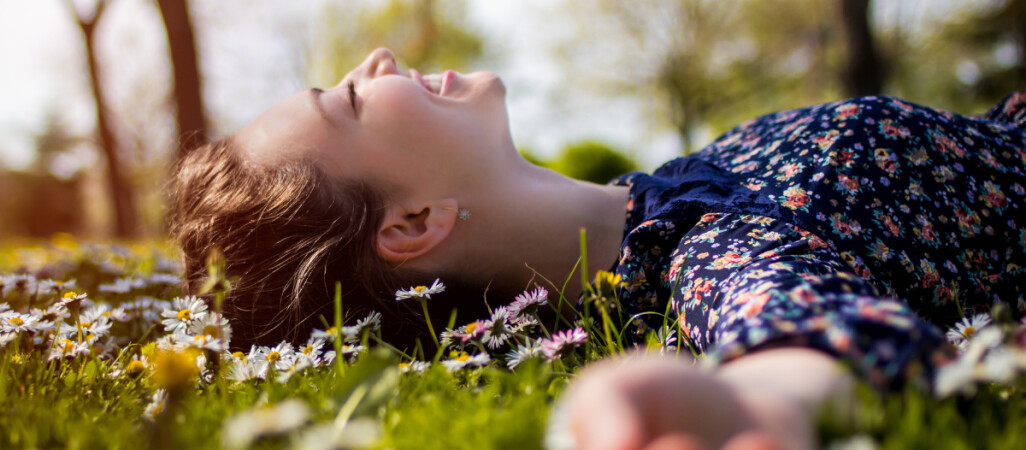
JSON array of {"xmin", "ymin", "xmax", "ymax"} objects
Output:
[{"xmin": 605, "ymin": 93, "xmax": 1026, "ymax": 388}]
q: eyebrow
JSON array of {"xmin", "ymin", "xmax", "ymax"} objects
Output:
[{"xmin": 309, "ymin": 88, "xmax": 340, "ymax": 126}]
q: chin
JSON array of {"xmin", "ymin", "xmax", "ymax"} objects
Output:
[{"xmin": 468, "ymin": 71, "xmax": 506, "ymax": 97}]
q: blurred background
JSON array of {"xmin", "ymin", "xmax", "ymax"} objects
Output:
[{"xmin": 0, "ymin": 0, "xmax": 1022, "ymax": 239}]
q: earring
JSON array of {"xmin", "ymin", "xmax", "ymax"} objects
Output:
[{"xmin": 444, "ymin": 207, "xmax": 471, "ymax": 221}]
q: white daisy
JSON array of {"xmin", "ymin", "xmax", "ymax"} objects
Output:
[
  {"xmin": 253, "ymin": 342, "xmax": 296, "ymax": 372},
  {"xmin": 148, "ymin": 273, "xmax": 182, "ymax": 285},
  {"xmin": 508, "ymin": 286, "xmax": 549, "ymax": 323},
  {"xmin": 83, "ymin": 303, "xmax": 130, "ymax": 323},
  {"xmin": 220, "ymin": 399, "xmax": 310, "ymax": 449},
  {"xmin": 48, "ymin": 337, "xmax": 90, "ymax": 361},
  {"xmin": 482, "ymin": 307, "xmax": 514, "ymax": 349},
  {"xmin": 98, "ymin": 277, "xmax": 147, "ymax": 294},
  {"xmin": 0, "ymin": 332, "xmax": 17, "ymax": 348},
  {"xmin": 398, "ymin": 360, "xmax": 431, "ymax": 374},
  {"xmin": 56, "ymin": 291, "xmax": 89, "ymax": 310},
  {"xmin": 980, "ymin": 347, "xmax": 1016, "ymax": 383},
  {"xmin": 297, "ymin": 336, "xmax": 327, "ymax": 363},
  {"xmin": 161, "ymin": 296, "xmax": 209, "ymax": 333},
  {"xmin": 441, "ymin": 352, "xmax": 490, "ymax": 372},
  {"xmin": 185, "ymin": 312, "xmax": 232, "ymax": 352},
  {"xmin": 338, "ymin": 310, "xmax": 385, "ymax": 343},
  {"xmin": 227, "ymin": 358, "xmax": 264, "ymax": 382},
  {"xmin": 355, "ymin": 310, "xmax": 382, "ymax": 334},
  {"xmin": 129, "ymin": 296, "xmax": 169, "ymax": 324},
  {"xmin": 1, "ymin": 274, "xmax": 38, "ymax": 297},
  {"xmin": 274, "ymin": 357, "xmax": 312, "ymax": 383},
  {"xmin": 75, "ymin": 315, "xmax": 113, "ymax": 341},
  {"xmin": 395, "ymin": 279, "xmax": 446, "ymax": 301},
  {"xmin": 37, "ymin": 279, "xmax": 78, "ymax": 295},
  {"xmin": 946, "ymin": 313, "xmax": 991, "ymax": 349},
  {"xmin": 154, "ymin": 257, "xmax": 182, "ymax": 273},
  {"xmin": 1, "ymin": 311, "xmax": 41, "ymax": 333},
  {"xmin": 340, "ymin": 343, "xmax": 366, "ymax": 361},
  {"xmin": 142, "ymin": 389, "xmax": 168, "ymax": 421},
  {"xmin": 227, "ymin": 346, "xmax": 265, "ymax": 381},
  {"xmin": 311, "ymin": 326, "xmax": 342, "ymax": 342},
  {"xmin": 322, "ymin": 350, "xmax": 337, "ymax": 366},
  {"xmin": 456, "ymin": 320, "xmax": 488, "ymax": 345},
  {"xmin": 506, "ymin": 341, "xmax": 543, "ymax": 369},
  {"xmin": 540, "ymin": 327, "xmax": 588, "ymax": 362},
  {"xmin": 31, "ymin": 304, "xmax": 70, "ymax": 325}
]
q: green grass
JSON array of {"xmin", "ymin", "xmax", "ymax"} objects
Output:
[{"xmin": 1, "ymin": 238, "xmax": 1026, "ymax": 449}]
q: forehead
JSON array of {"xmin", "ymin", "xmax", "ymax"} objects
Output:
[{"xmin": 234, "ymin": 91, "xmax": 333, "ymax": 166}]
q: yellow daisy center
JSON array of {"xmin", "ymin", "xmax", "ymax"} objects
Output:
[
  {"xmin": 303, "ymin": 345, "xmax": 314, "ymax": 355},
  {"xmin": 8, "ymin": 317, "xmax": 23, "ymax": 326},
  {"xmin": 202, "ymin": 325, "xmax": 220, "ymax": 337},
  {"xmin": 964, "ymin": 326, "xmax": 976, "ymax": 337},
  {"xmin": 414, "ymin": 285, "xmax": 427, "ymax": 293},
  {"xmin": 177, "ymin": 309, "xmax": 191, "ymax": 321},
  {"xmin": 62, "ymin": 340, "xmax": 75, "ymax": 354},
  {"xmin": 465, "ymin": 322, "xmax": 478, "ymax": 335},
  {"xmin": 267, "ymin": 351, "xmax": 280, "ymax": 363},
  {"xmin": 79, "ymin": 322, "xmax": 91, "ymax": 329},
  {"xmin": 232, "ymin": 351, "xmax": 245, "ymax": 360},
  {"xmin": 398, "ymin": 363, "xmax": 409, "ymax": 369},
  {"xmin": 126, "ymin": 360, "xmax": 146, "ymax": 375},
  {"xmin": 456, "ymin": 353, "xmax": 470, "ymax": 362},
  {"xmin": 63, "ymin": 291, "xmax": 78, "ymax": 299}
]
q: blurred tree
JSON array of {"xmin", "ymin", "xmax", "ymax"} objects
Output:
[
  {"xmin": 307, "ymin": 0, "xmax": 484, "ymax": 87},
  {"xmin": 883, "ymin": 0, "xmax": 1024, "ymax": 114},
  {"xmin": 550, "ymin": 141, "xmax": 638, "ymax": 184},
  {"xmin": 156, "ymin": 0, "xmax": 208, "ymax": 156},
  {"xmin": 566, "ymin": 0, "xmax": 1019, "ymax": 158},
  {"xmin": 562, "ymin": 0, "xmax": 845, "ymax": 154},
  {"xmin": 66, "ymin": 0, "xmax": 139, "ymax": 237},
  {"xmin": 0, "ymin": 116, "xmax": 84, "ymax": 237},
  {"xmin": 840, "ymin": 0, "xmax": 885, "ymax": 96}
]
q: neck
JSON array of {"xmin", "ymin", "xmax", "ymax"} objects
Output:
[{"xmin": 448, "ymin": 159, "xmax": 630, "ymax": 306}]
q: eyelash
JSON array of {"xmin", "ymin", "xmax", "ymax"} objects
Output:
[{"xmin": 347, "ymin": 80, "xmax": 357, "ymax": 112}]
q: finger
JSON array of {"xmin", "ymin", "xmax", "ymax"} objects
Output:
[
  {"xmin": 569, "ymin": 384, "xmax": 646, "ymax": 450},
  {"xmin": 643, "ymin": 432, "xmax": 709, "ymax": 450},
  {"xmin": 721, "ymin": 430, "xmax": 782, "ymax": 450}
]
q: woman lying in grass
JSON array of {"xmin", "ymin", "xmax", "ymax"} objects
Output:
[{"xmin": 169, "ymin": 47, "xmax": 1026, "ymax": 449}]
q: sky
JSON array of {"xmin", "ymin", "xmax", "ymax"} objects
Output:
[{"xmin": 0, "ymin": 0, "xmax": 988, "ymax": 175}]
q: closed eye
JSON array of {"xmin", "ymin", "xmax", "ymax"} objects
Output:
[{"xmin": 347, "ymin": 80, "xmax": 358, "ymax": 114}]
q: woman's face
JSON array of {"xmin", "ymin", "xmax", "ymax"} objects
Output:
[{"xmin": 237, "ymin": 48, "xmax": 512, "ymax": 196}]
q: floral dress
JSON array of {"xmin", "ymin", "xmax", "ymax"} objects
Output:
[{"xmin": 605, "ymin": 93, "xmax": 1026, "ymax": 388}]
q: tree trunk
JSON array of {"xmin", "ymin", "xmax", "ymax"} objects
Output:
[
  {"xmin": 156, "ymin": 0, "xmax": 207, "ymax": 156},
  {"xmin": 70, "ymin": 0, "xmax": 139, "ymax": 237},
  {"xmin": 840, "ymin": 0, "xmax": 885, "ymax": 96}
]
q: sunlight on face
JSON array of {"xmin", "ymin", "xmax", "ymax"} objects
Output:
[{"xmin": 236, "ymin": 48, "xmax": 513, "ymax": 196}]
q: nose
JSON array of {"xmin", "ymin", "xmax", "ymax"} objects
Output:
[{"xmin": 366, "ymin": 47, "xmax": 398, "ymax": 78}]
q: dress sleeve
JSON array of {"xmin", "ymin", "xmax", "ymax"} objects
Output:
[{"xmin": 668, "ymin": 212, "xmax": 953, "ymax": 389}]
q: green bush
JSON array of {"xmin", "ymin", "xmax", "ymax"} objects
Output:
[{"xmin": 548, "ymin": 141, "xmax": 638, "ymax": 184}]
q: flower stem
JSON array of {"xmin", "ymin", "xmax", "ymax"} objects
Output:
[{"xmin": 418, "ymin": 298, "xmax": 441, "ymax": 349}]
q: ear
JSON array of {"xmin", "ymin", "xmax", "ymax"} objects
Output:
[{"xmin": 376, "ymin": 198, "xmax": 459, "ymax": 264}]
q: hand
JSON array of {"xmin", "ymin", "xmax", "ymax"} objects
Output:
[{"xmin": 558, "ymin": 353, "xmax": 816, "ymax": 450}]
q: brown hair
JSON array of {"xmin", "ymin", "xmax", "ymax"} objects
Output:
[{"xmin": 168, "ymin": 137, "xmax": 468, "ymax": 350}]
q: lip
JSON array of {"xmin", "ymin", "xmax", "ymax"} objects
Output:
[
  {"xmin": 439, "ymin": 70, "xmax": 455, "ymax": 97},
  {"xmin": 408, "ymin": 68, "xmax": 434, "ymax": 95}
]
